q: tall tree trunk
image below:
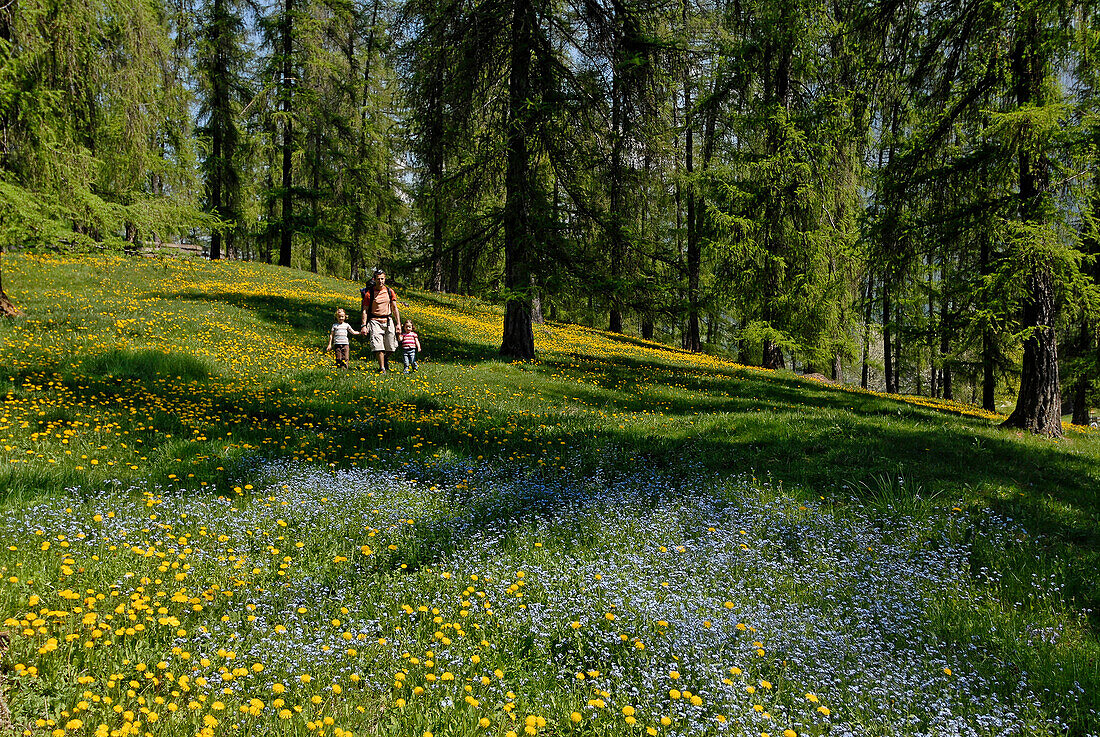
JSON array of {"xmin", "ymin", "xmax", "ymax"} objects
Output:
[
  {"xmin": 263, "ymin": 131, "xmax": 277, "ymax": 264},
  {"xmin": 1002, "ymin": 9, "xmax": 1061, "ymax": 436},
  {"xmin": 206, "ymin": 0, "xmax": 239, "ymax": 261},
  {"xmin": 861, "ymin": 275, "xmax": 873, "ymax": 388},
  {"xmin": 940, "ymin": 289, "xmax": 952, "ymax": 399},
  {"xmin": 500, "ymin": 0, "xmax": 536, "ymax": 359},
  {"xmin": 894, "ymin": 296, "xmax": 903, "ymax": 392},
  {"xmin": 978, "ymin": 233, "xmax": 996, "ymax": 410},
  {"xmin": 309, "ymin": 127, "xmax": 320, "ymax": 274},
  {"xmin": 981, "ymin": 327, "xmax": 996, "ymax": 409},
  {"xmin": 682, "ymin": 1, "xmax": 700, "ymax": 352},
  {"xmin": 430, "ymin": 180, "xmax": 444, "ymax": 291},
  {"xmin": 759, "ymin": 33, "xmax": 794, "ymax": 371},
  {"xmin": 883, "ymin": 278, "xmax": 895, "ymax": 392},
  {"xmin": 928, "ymin": 254, "xmax": 937, "ymax": 397},
  {"xmin": 608, "ymin": 34, "xmax": 625, "ymax": 334},
  {"xmin": 278, "ymin": 0, "xmax": 294, "ymax": 268},
  {"xmin": 428, "ymin": 44, "xmax": 446, "ymax": 293},
  {"xmin": 462, "ymin": 247, "xmax": 476, "ymax": 295},
  {"xmin": 1071, "ymin": 375, "xmax": 1090, "ymax": 426},
  {"xmin": 639, "ymin": 156, "xmax": 655, "ymax": 341},
  {"xmin": 211, "ymin": 79, "xmax": 223, "ymax": 263},
  {"xmin": 1003, "ymin": 266, "xmax": 1062, "ymax": 435},
  {"xmin": 1071, "ymin": 320, "xmax": 1091, "ymax": 426},
  {"xmin": 1069, "ymin": 143, "xmax": 1100, "ymax": 423},
  {"xmin": 762, "ymin": 342, "xmax": 785, "ymax": 370},
  {"xmin": 530, "ymin": 273, "xmax": 544, "ymax": 325},
  {"xmin": 1, "ymin": 0, "xmax": 23, "ymax": 211},
  {"xmin": 447, "ymin": 243, "xmax": 461, "ymax": 293}
]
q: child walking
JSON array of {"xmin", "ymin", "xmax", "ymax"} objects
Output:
[
  {"xmin": 326, "ymin": 308, "xmax": 360, "ymax": 369},
  {"xmin": 400, "ymin": 319, "xmax": 421, "ymax": 373}
]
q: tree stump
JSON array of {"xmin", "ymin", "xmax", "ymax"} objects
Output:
[{"xmin": 0, "ymin": 292, "xmax": 22, "ymax": 318}]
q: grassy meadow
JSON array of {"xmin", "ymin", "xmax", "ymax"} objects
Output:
[{"xmin": 0, "ymin": 253, "xmax": 1098, "ymax": 737}]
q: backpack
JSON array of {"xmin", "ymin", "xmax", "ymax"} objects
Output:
[{"xmin": 360, "ymin": 284, "xmax": 396, "ymax": 317}]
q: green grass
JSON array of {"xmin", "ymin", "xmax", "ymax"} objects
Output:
[{"xmin": 0, "ymin": 252, "xmax": 1098, "ymax": 736}]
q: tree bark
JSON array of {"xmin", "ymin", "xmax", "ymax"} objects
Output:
[
  {"xmin": 1071, "ymin": 331, "xmax": 1090, "ymax": 425},
  {"xmin": 0, "ymin": 248, "xmax": 22, "ymax": 317},
  {"xmin": 608, "ymin": 18, "xmax": 625, "ymax": 335},
  {"xmin": 213, "ymin": 0, "xmax": 225, "ymax": 261},
  {"xmin": 928, "ymin": 254, "xmax": 937, "ymax": 397},
  {"xmin": 762, "ymin": 341, "xmax": 785, "ymax": 370},
  {"xmin": 861, "ymin": 275, "xmax": 873, "ymax": 388},
  {"xmin": 682, "ymin": 0, "xmax": 700, "ymax": 352},
  {"xmin": 530, "ymin": 273, "xmax": 544, "ymax": 325},
  {"xmin": 278, "ymin": 0, "xmax": 294, "ymax": 268},
  {"xmin": 640, "ymin": 157, "xmax": 654, "ymax": 341},
  {"xmin": 428, "ymin": 39, "xmax": 446, "ymax": 293},
  {"xmin": 883, "ymin": 279, "xmax": 895, "ymax": 392},
  {"xmin": 499, "ymin": 0, "xmax": 536, "ymax": 360},
  {"xmin": 211, "ymin": 56, "xmax": 223, "ymax": 264},
  {"xmin": 1002, "ymin": 265, "xmax": 1062, "ymax": 435},
  {"xmin": 1069, "ymin": 141, "xmax": 1100, "ymax": 423},
  {"xmin": 206, "ymin": 0, "xmax": 240, "ymax": 261},
  {"xmin": 1002, "ymin": 8, "xmax": 1062, "ymax": 437},
  {"xmin": 309, "ymin": 129, "xmax": 319, "ymax": 274},
  {"xmin": 940, "ymin": 288, "xmax": 952, "ymax": 400},
  {"xmin": 979, "ymin": 233, "xmax": 996, "ymax": 410}
]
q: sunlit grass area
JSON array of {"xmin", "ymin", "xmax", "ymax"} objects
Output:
[{"xmin": 1, "ymin": 253, "xmax": 1098, "ymax": 736}]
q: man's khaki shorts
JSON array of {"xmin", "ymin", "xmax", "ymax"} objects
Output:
[{"xmin": 366, "ymin": 319, "xmax": 397, "ymax": 352}]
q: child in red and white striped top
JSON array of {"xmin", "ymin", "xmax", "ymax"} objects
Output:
[{"xmin": 400, "ymin": 320, "xmax": 421, "ymax": 373}]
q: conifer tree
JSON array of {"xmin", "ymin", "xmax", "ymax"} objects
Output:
[
  {"xmin": 401, "ymin": 0, "xmax": 461, "ymax": 291},
  {"xmin": 196, "ymin": 0, "xmax": 249, "ymax": 260},
  {"xmin": 0, "ymin": 0, "xmax": 202, "ymax": 256},
  {"xmin": 999, "ymin": 1, "xmax": 1073, "ymax": 436}
]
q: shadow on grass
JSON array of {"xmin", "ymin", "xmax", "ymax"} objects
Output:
[
  {"xmin": 156, "ymin": 290, "xmax": 347, "ymax": 332},
  {"xmin": 5, "ymin": 268, "xmax": 1096, "ymax": 730},
  {"xmin": 316, "ymin": 390, "xmax": 1100, "ymax": 732},
  {"xmin": 527, "ymin": 353, "xmax": 1100, "ymax": 556},
  {"xmin": 83, "ymin": 348, "xmax": 212, "ymax": 381},
  {"xmin": 156, "ymin": 290, "xmax": 503, "ymax": 363},
  {"xmin": 526, "ymin": 352, "xmax": 966, "ymax": 425},
  {"xmin": 6, "ymin": 339, "xmax": 1098, "ymax": 731},
  {"xmin": 401, "ymin": 289, "xmax": 497, "ymax": 316},
  {"xmin": 407, "ymin": 333, "xmax": 500, "ymax": 364},
  {"xmin": 291, "ymin": 397, "xmax": 1099, "ymax": 732}
]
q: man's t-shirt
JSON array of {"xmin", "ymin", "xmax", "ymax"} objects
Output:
[{"xmin": 371, "ymin": 288, "xmax": 394, "ymax": 321}]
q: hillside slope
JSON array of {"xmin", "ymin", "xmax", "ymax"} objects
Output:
[{"xmin": 0, "ymin": 253, "xmax": 1098, "ymax": 735}]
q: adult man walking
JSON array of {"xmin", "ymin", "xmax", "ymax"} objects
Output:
[{"xmin": 360, "ymin": 268, "xmax": 402, "ymax": 373}]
